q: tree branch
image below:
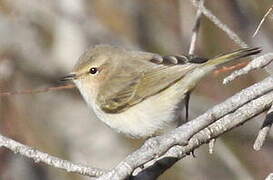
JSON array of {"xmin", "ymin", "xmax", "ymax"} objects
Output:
[
  {"xmin": 98, "ymin": 77, "xmax": 273, "ymax": 179},
  {"xmin": 188, "ymin": 0, "xmax": 204, "ymax": 55},
  {"xmin": 0, "ymin": 134, "xmax": 107, "ymax": 177},
  {"xmin": 1, "ymin": 2, "xmax": 272, "ymax": 179},
  {"xmin": 190, "ymin": 0, "xmax": 248, "ymax": 48},
  {"xmin": 1, "ymin": 76, "xmax": 272, "ymax": 180},
  {"xmin": 252, "ymin": 5, "xmax": 273, "ymax": 37},
  {"xmin": 253, "ymin": 105, "xmax": 273, "ymax": 151}
]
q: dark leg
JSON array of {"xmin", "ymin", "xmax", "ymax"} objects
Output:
[{"xmin": 185, "ymin": 92, "xmax": 191, "ymax": 122}]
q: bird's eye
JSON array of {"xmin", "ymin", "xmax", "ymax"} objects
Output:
[{"xmin": 89, "ymin": 67, "xmax": 98, "ymax": 74}]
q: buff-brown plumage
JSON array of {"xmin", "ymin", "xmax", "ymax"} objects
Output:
[{"xmin": 63, "ymin": 45, "xmax": 261, "ymax": 138}]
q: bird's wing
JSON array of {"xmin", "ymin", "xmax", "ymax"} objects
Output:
[{"xmin": 96, "ymin": 58, "xmax": 198, "ymax": 113}]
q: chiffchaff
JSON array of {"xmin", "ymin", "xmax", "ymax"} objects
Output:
[{"xmin": 62, "ymin": 45, "xmax": 260, "ymax": 138}]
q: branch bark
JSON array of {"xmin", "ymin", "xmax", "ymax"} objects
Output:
[
  {"xmin": 1, "ymin": 2, "xmax": 272, "ymax": 180},
  {"xmin": 0, "ymin": 135, "xmax": 107, "ymax": 177},
  {"xmin": 98, "ymin": 77, "xmax": 273, "ymax": 179},
  {"xmin": 1, "ymin": 77, "xmax": 272, "ymax": 180}
]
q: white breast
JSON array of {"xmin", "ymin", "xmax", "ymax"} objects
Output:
[{"xmin": 75, "ymin": 80, "xmax": 186, "ymax": 138}]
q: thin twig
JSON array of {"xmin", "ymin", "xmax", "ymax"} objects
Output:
[
  {"xmin": 0, "ymin": 134, "xmax": 107, "ymax": 177},
  {"xmin": 208, "ymin": 138, "xmax": 215, "ymax": 154},
  {"xmin": 188, "ymin": 0, "xmax": 204, "ymax": 55},
  {"xmin": 223, "ymin": 53, "xmax": 273, "ymax": 84},
  {"xmin": 253, "ymin": 5, "xmax": 273, "ymax": 37},
  {"xmin": 190, "ymin": 0, "xmax": 248, "ymax": 48},
  {"xmin": 0, "ymin": 84, "xmax": 75, "ymax": 97},
  {"xmin": 253, "ymin": 106, "xmax": 273, "ymax": 151}
]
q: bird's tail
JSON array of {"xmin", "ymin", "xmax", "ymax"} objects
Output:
[
  {"xmin": 204, "ymin": 47, "xmax": 261, "ymax": 68},
  {"xmin": 181, "ymin": 47, "xmax": 261, "ymax": 91}
]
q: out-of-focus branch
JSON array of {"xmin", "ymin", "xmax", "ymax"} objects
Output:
[
  {"xmin": 98, "ymin": 77, "xmax": 273, "ymax": 180},
  {"xmin": 213, "ymin": 140, "xmax": 253, "ymax": 179},
  {"xmin": 223, "ymin": 53, "xmax": 273, "ymax": 84},
  {"xmin": 265, "ymin": 173, "xmax": 273, "ymax": 180},
  {"xmin": 188, "ymin": 0, "xmax": 204, "ymax": 55},
  {"xmin": 253, "ymin": 5, "xmax": 273, "ymax": 37},
  {"xmin": 0, "ymin": 134, "xmax": 107, "ymax": 177},
  {"xmin": 0, "ymin": 84, "xmax": 75, "ymax": 97},
  {"xmin": 190, "ymin": 0, "xmax": 248, "ymax": 48},
  {"xmin": 213, "ymin": 62, "xmax": 249, "ymax": 76}
]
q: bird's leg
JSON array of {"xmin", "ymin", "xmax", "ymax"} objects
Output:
[
  {"xmin": 176, "ymin": 92, "xmax": 191, "ymax": 127},
  {"xmin": 185, "ymin": 91, "xmax": 191, "ymax": 122}
]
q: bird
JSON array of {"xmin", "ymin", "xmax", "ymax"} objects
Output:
[{"xmin": 62, "ymin": 45, "xmax": 261, "ymax": 138}]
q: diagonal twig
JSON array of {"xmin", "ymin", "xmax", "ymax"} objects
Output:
[
  {"xmin": 190, "ymin": 0, "xmax": 248, "ymax": 48},
  {"xmin": 253, "ymin": 5, "xmax": 273, "ymax": 37}
]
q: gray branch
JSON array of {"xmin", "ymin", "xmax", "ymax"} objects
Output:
[
  {"xmin": 0, "ymin": 134, "xmax": 107, "ymax": 177},
  {"xmin": 134, "ymin": 87, "xmax": 272, "ymax": 180},
  {"xmin": 98, "ymin": 77, "xmax": 273, "ymax": 179},
  {"xmin": 1, "ymin": 76, "xmax": 272, "ymax": 180},
  {"xmin": 1, "ymin": 2, "xmax": 272, "ymax": 179},
  {"xmin": 253, "ymin": 105, "xmax": 273, "ymax": 151}
]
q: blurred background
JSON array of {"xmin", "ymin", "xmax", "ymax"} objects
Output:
[{"xmin": 0, "ymin": 0, "xmax": 272, "ymax": 179}]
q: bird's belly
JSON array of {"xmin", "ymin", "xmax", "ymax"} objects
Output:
[{"xmin": 93, "ymin": 90, "xmax": 184, "ymax": 138}]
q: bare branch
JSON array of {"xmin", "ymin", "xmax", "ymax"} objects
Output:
[
  {"xmin": 190, "ymin": 0, "xmax": 248, "ymax": 48},
  {"xmin": 188, "ymin": 0, "xmax": 204, "ymax": 55},
  {"xmin": 0, "ymin": 84, "xmax": 75, "ymax": 97},
  {"xmin": 2, "ymin": 77, "xmax": 273, "ymax": 180},
  {"xmin": 253, "ymin": 5, "xmax": 273, "ymax": 37},
  {"xmin": 208, "ymin": 138, "xmax": 215, "ymax": 154},
  {"xmin": 98, "ymin": 77, "xmax": 273, "ymax": 180},
  {"xmin": 0, "ymin": 134, "xmax": 106, "ymax": 177},
  {"xmin": 253, "ymin": 106, "xmax": 273, "ymax": 151},
  {"xmin": 214, "ymin": 140, "xmax": 253, "ymax": 179},
  {"xmin": 131, "ymin": 84, "xmax": 273, "ymax": 180},
  {"xmin": 223, "ymin": 53, "xmax": 273, "ymax": 84}
]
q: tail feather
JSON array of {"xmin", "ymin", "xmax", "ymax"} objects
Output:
[
  {"xmin": 181, "ymin": 47, "xmax": 261, "ymax": 91},
  {"xmin": 205, "ymin": 47, "xmax": 262, "ymax": 67}
]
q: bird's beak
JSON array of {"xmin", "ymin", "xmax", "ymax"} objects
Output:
[{"xmin": 61, "ymin": 73, "xmax": 77, "ymax": 81}]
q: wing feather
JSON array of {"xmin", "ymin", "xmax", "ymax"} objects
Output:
[{"xmin": 97, "ymin": 57, "xmax": 198, "ymax": 113}]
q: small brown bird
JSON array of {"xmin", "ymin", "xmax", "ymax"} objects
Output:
[{"xmin": 63, "ymin": 45, "xmax": 260, "ymax": 138}]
